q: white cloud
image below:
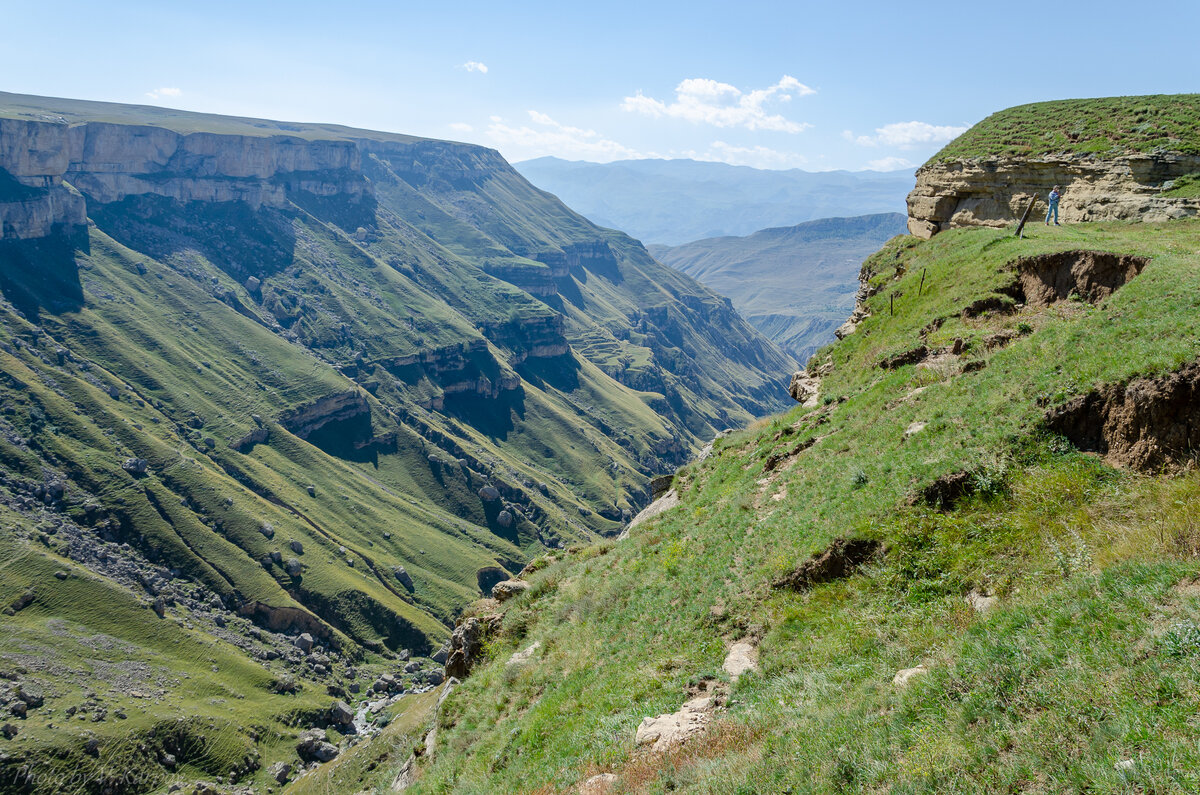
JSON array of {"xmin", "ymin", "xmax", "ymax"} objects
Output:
[
  {"xmin": 461, "ymin": 61, "xmax": 489, "ymax": 74},
  {"xmin": 852, "ymin": 121, "xmax": 967, "ymax": 148},
  {"xmin": 486, "ymin": 111, "xmax": 646, "ymax": 162},
  {"xmin": 621, "ymin": 75, "xmax": 814, "ymax": 133},
  {"xmin": 863, "ymin": 156, "xmax": 915, "ymax": 171},
  {"xmin": 687, "ymin": 141, "xmax": 809, "ymax": 169},
  {"xmin": 448, "ymin": 122, "xmax": 474, "ymax": 133},
  {"xmin": 145, "ymin": 87, "xmax": 182, "ymax": 101}
]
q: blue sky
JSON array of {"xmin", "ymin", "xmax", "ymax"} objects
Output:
[{"xmin": 4, "ymin": 0, "xmax": 1197, "ymax": 170}]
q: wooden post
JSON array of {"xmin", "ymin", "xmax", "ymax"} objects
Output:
[
  {"xmin": 890, "ymin": 293, "xmax": 894, "ymax": 316},
  {"xmin": 919, "ymin": 268, "xmax": 927, "ymax": 297},
  {"xmin": 1015, "ymin": 195, "xmax": 1038, "ymax": 238}
]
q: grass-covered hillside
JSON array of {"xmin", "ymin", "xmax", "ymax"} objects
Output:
[
  {"xmin": 930, "ymin": 93, "xmax": 1200, "ymax": 162},
  {"xmin": 650, "ymin": 213, "xmax": 907, "ymax": 361},
  {"xmin": 0, "ymin": 93, "xmax": 795, "ymax": 793},
  {"xmin": 403, "ymin": 217, "xmax": 1200, "ymax": 793}
]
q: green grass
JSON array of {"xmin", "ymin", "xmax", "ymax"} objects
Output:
[
  {"xmin": 401, "ymin": 218, "xmax": 1200, "ymax": 792},
  {"xmin": 929, "ymin": 94, "xmax": 1200, "ymax": 163}
]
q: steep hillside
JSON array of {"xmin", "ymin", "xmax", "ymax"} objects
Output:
[
  {"xmin": 908, "ymin": 94, "xmax": 1200, "ymax": 237},
  {"xmin": 515, "ymin": 157, "xmax": 913, "ymax": 245},
  {"xmin": 0, "ymin": 92, "xmax": 794, "ymax": 793},
  {"xmin": 650, "ymin": 213, "xmax": 906, "ymax": 361},
  {"xmin": 388, "ymin": 216, "xmax": 1200, "ymax": 793}
]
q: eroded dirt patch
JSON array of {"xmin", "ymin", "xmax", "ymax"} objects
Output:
[
  {"xmin": 1016, "ymin": 250, "xmax": 1147, "ymax": 307},
  {"xmin": 911, "ymin": 470, "xmax": 977, "ymax": 510},
  {"xmin": 1046, "ymin": 361, "xmax": 1200, "ymax": 471},
  {"xmin": 772, "ymin": 536, "xmax": 881, "ymax": 591}
]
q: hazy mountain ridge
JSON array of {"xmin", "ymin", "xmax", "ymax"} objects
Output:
[
  {"xmin": 650, "ymin": 213, "xmax": 907, "ymax": 360},
  {"xmin": 515, "ymin": 156, "xmax": 914, "ymax": 245}
]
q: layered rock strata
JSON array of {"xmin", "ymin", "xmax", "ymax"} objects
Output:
[{"xmin": 907, "ymin": 153, "xmax": 1200, "ymax": 238}]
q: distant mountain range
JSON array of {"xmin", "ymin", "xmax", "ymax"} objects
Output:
[
  {"xmin": 515, "ymin": 157, "xmax": 914, "ymax": 245},
  {"xmin": 649, "ymin": 213, "xmax": 908, "ymax": 362}
]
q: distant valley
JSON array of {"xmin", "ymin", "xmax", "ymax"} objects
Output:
[
  {"xmin": 515, "ymin": 156, "xmax": 913, "ymax": 245},
  {"xmin": 650, "ymin": 213, "xmax": 908, "ymax": 361}
]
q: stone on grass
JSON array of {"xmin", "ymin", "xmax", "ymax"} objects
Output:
[
  {"xmin": 295, "ymin": 633, "xmax": 314, "ymax": 652},
  {"xmin": 491, "ymin": 579, "xmax": 530, "ymax": 602},
  {"xmin": 892, "ymin": 665, "xmax": 928, "ymax": 687}
]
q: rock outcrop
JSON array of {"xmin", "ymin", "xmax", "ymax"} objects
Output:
[
  {"xmin": 907, "ymin": 153, "xmax": 1200, "ymax": 238},
  {"xmin": 0, "ymin": 116, "xmax": 369, "ymax": 242}
]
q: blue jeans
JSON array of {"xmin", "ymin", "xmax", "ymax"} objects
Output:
[{"xmin": 1046, "ymin": 201, "xmax": 1059, "ymax": 224}]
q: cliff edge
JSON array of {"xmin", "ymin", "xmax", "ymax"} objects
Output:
[{"xmin": 907, "ymin": 94, "xmax": 1200, "ymax": 237}]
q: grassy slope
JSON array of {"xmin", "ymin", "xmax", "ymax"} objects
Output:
[
  {"xmin": 650, "ymin": 213, "xmax": 907, "ymax": 361},
  {"xmin": 410, "ymin": 218, "xmax": 1200, "ymax": 793},
  {"xmin": 929, "ymin": 93, "xmax": 1200, "ymax": 162},
  {"xmin": 0, "ymin": 94, "xmax": 798, "ymax": 792}
]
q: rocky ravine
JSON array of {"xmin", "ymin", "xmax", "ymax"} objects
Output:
[{"xmin": 907, "ymin": 152, "xmax": 1200, "ymax": 238}]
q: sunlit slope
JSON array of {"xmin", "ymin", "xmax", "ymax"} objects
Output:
[{"xmin": 412, "ymin": 218, "xmax": 1200, "ymax": 793}]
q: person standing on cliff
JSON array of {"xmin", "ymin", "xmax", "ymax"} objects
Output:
[{"xmin": 1045, "ymin": 185, "xmax": 1062, "ymax": 225}]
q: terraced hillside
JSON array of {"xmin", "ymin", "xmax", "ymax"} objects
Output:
[
  {"xmin": 0, "ymin": 92, "xmax": 794, "ymax": 793},
  {"xmin": 395, "ymin": 215, "xmax": 1200, "ymax": 793}
]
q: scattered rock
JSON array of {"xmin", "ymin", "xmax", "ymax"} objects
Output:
[
  {"xmin": 722, "ymin": 641, "xmax": 758, "ymax": 681},
  {"xmin": 285, "ymin": 558, "xmax": 302, "ymax": 577},
  {"xmin": 329, "ymin": 700, "xmax": 353, "ymax": 725},
  {"xmin": 788, "ymin": 370, "xmax": 821, "ymax": 407},
  {"xmin": 306, "ymin": 485, "xmax": 316, "ymax": 497},
  {"xmin": 904, "ymin": 421, "xmax": 927, "ymax": 440},
  {"xmin": 431, "ymin": 646, "xmax": 449, "ymax": 665},
  {"xmin": 295, "ymin": 633, "xmax": 314, "ymax": 653},
  {"xmin": 1, "ymin": 724, "xmax": 16, "ymax": 739},
  {"xmin": 496, "ymin": 509, "xmax": 514, "ymax": 528},
  {"xmin": 634, "ymin": 694, "xmax": 715, "ymax": 752},
  {"xmin": 444, "ymin": 614, "xmax": 501, "ymax": 679},
  {"xmin": 1115, "ymin": 758, "xmax": 1136, "ymax": 773},
  {"xmin": 491, "ymin": 579, "xmax": 530, "ymax": 602},
  {"xmin": 773, "ymin": 537, "xmax": 881, "ymax": 592},
  {"xmin": 268, "ymin": 761, "xmax": 292, "ymax": 784},
  {"xmin": 892, "ymin": 665, "xmax": 928, "ymax": 687},
  {"xmin": 9, "ymin": 701, "xmax": 26, "ymax": 718},
  {"xmin": 478, "ymin": 486, "xmax": 501, "ymax": 502},
  {"xmin": 7, "ymin": 590, "xmax": 34, "ymax": 614},
  {"xmin": 290, "ymin": 539, "xmax": 304, "ymax": 554},
  {"xmin": 259, "ymin": 523, "xmax": 275, "ymax": 539},
  {"xmin": 121, "ymin": 458, "xmax": 148, "ymax": 476},
  {"xmin": 244, "ymin": 276, "xmax": 261, "ymax": 292},
  {"xmin": 579, "ymin": 773, "xmax": 619, "ymax": 794},
  {"xmin": 966, "ymin": 590, "xmax": 998, "ymax": 613},
  {"xmin": 507, "ymin": 641, "xmax": 541, "ymax": 666},
  {"xmin": 393, "ymin": 566, "xmax": 414, "ymax": 591},
  {"xmin": 623, "ymin": 489, "xmax": 680, "ymax": 537},
  {"xmin": 296, "ymin": 728, "xmax": 338, "ymax": 762}
]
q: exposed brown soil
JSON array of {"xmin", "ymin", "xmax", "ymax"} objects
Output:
[
  {"xmin": 912, "ymin": 470, "xmax": 976, "ymax": 510},
  {"xmin": 1015, "ymin": 250, "xmax": 1147, "ymax": 307},
  {"xmin": 772, "ymin": 537, "xmax": 881, "ymax": 592},
  {"xmin": 1045, "ymin": 361, "xmax": 1200, "ymax": 471},
  {"xmin": 763, "ymin": 437, "xmax": 816, "ymax": 472},
  {"xmin": 879, "ymin": 346, "xmax": 929, "ymax": 370}
]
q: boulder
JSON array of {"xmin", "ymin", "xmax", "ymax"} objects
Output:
[
  {"xmin": 491, "ymin": 579, "xmax": 530, "ymax": 602},
  {"xmin": 296, "ymin": 728, "xmax": 338, "ymax": 762},
  {"xmin": 496, "ymin": 509, "xmax": 514, "ymax": 528},
  {"xmin": 244, "ymin": 276, "xmax": 261, "ymax": 292},
  {"xmin": 295, "ymin": 633, "xmax": 314, "ymax": 652},
  {"xmin": 393, "ymin": 566, "xmax": 414, "ymax": 591},
  {"xmin": 634, "ymin": 695, "xmax": 714, "ymax": 752},
  {"xmin": 285, "ymin": 558, "xmax": 302, "ymax": 577},
  {"xmin": 329, "ymin": 700, "xmax": 353, "ymax": 725},
  {"xmin": 268, "ymin": 761, "xmax": 292, "ymax": 784},
  {"xmin": 121, "ymin": 458, "xmax": 148, "ymax": 476},
  {"xmin": 478, "ymin": 485, "xmax": 502, "ymax": 502},
  {"xmin": 444, "ymin": 614, "xmax": 502, "ymax": 679},
  {"xmin": 290, "ymin": 539, "xmax": 304, "ymax": 554}
]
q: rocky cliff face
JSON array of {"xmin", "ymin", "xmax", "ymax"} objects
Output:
[
  {"xmin": 0, "ymin": 116, "xmax": 368, "ymax": 241},
  {"xmin": 907, "ymin": 153, "xmax": 1200, "ymax": 238}
]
